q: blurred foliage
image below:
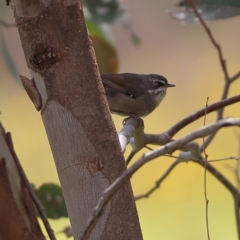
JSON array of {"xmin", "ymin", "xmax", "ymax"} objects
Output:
[
  {"xmin": 85, "ymin": 19, "xmax": 105, "ymax": 37},
  {"xmin": 83, "ymin": 0, "xmax": 140, "ymax": 44},
  {"xmin": 91, "ymin": 35, "xmax": 118, "ymax": 73},
  {"xmin": 169, "ymin": 0, "xmax": 240, "ymax": 23},
  {"xmin": 0, "ymin": 0, "xmax": 6, "ymax": 18},
  {"xmin": 0, "ymin": 36, "xmax": 19, "ymax": 79},
  {"xmin": 179, "ymin": 0, "xmax": 240, "ymax": 7},
  {"xmin": 84, "ymin": 0, "xmax": 124, "ymax": 23},
  {"xmin": 33, "ymin": 183, "xmax": 68, "ymax": 219},
  {"xmin": 0, "ymin": 0, "xmax": 19, "ymax": 80},
  {"xmin": 83, "ymin": 0, "xmax": 140, "ymax": 72},
  {"xmin": 85, "ymin": 19, "xmax": 119, "ymax": 73},
  {"xmin": 1, "ymin": 0, "xmax": 239, "ymax": 79}
]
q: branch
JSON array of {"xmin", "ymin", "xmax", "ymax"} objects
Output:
[
  {"xmin": 202, "ymin": 97, "xmax": 210, "ymax": 240},
  {"xmin": 135, "ymin": 152, "xmax": 240, "ymax": 201},
  {"xmin": 79, "ymin": 118, "xmax": 240, "ymax": 240},
  {"xmin": 188, "ymin": 0, "xmax": 240, "ymax": 152},
  {"xmin": 125, "ymin": 151, "xmax": 136, "ymax": 166},
  {"xmin": 134, "ymin": 158, "xmax": 182, "ymax": 200},
  {"xmin": 187, "ymin": 0, "xmax": 228, "ymax": 80},
  {"xmin": 5, "ymin": 132, "xmax": 56, "ymax": 240},
  {"xmin": 230, "ymin": 71, "xmax": 240, "ymax": 83},
  {"xmin": 119, "ymin": 96, "xmax": 240, "ymax": 160},
  {"xmin": 194, "ymin": 159, "xmax": 239, "ymax": 196},
  {"xmin": 145, "ymin": 95, "xmax": 240, "ymax": 143},
  {"xmin": 118, "ymin": 118, "xmax": 142, "ymax": 153}
]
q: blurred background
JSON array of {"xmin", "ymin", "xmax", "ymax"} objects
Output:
[{"xmin": 1, "ymin": 0, "xmax": 240, "ymax": 239}]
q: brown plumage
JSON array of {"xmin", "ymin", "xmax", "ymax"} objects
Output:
[{"xmin": 101, "ymin": 73, "xmax": 175, "ymax": 117}]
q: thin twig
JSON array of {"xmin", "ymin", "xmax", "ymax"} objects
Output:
[
  {"xmin": 162, "ymin": 154, "xmax": 240, "ymax": 163},
  {"xmin": 194, "ymin": 159, "xmax": 238, "ymax": 196},
  {"xmin": 230, "ymin": 71, "xmax": 240, "ymax": 83},
  {"xmin": 234, "ymin": 131, "xmax": 240, "ymax": 239},
  {"xmin": 125, "ymin": 151, "xmax": 136, "ymax": 166},
  {"xmin": 202, "ymin": 97, "xmax": 210, "ymax": 240},
  {"xmin": 188, "ymin": 1, "xmax": 240, "ymax": 236},
  {"xmin": 202, "ymin": 97, "xmax": 209, "ymax": 159},
  {"xmin": 144, "ymin": 145, "xmax": 154, "ymax": 151},
  {"xmin": 135, "ymin": 155, "xmax": 240, "ymax": 201},
  {"xmin": 134, "ymin": 159, "xmax": 181, "ymax": 200},
  {"xmin": 165, "ymin": 94, "xmax": 240, "ymax": 139},
  {"xmin": 188, "ymin": 0, "xmax": 240, "ymax": 153},
  {"xmin": 234, "ymin": 198, "xmax": 240, "ymax": 240},
  {"xmin": 79, "ymin": 118, "xmax": 240, "ymax": 240},
  {"xmin": 208, "ymin": 156, "xmax": 240, "ymax": 162},
  {"xmin": 235, "ymin": 131, "xmax": 240, "ymax": 189},
  {"xmin": 126, "ymin": 146, "xmax": 154, "ymax": 166},
  {"xmin": 187, "ymin": 0, "xmax": 228, "ymax": 80}
]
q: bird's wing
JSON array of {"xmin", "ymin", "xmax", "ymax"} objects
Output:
[
  {"xmin": 100, "ymin": 73, "xmax": 145, "ymax": 97},
  {"xmin": 101, "ymin": 73, "xmax": 128, "ymax": 94}
]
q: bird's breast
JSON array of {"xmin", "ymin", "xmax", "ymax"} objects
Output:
[{"xmin": 148, "ymin": 89, "xmax": 166, "ymax": 106}]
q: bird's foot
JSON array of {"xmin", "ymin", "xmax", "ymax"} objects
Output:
[{"xmin": 122, "ymin": 114, "xmax": 144, "ymax": 128}]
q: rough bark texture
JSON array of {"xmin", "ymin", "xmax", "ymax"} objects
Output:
[
  {"xmin": 11, "ymin": 0, "xmax": 142, "ymax": 239},
  {"xmin": 0, "ymin": 124, "xmax": 45, "ymax": 240}
]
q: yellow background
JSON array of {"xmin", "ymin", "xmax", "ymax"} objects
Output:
[{"xmin": 1, "ymin": 0, "xmax": 240, "ymax": 239}]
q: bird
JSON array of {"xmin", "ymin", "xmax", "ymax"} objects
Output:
[{"xmin": 101, "ymin": 73, "xmax": 175, "ymax": 118}]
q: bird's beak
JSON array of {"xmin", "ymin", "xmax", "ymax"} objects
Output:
[{"xmin": 165, "ymin": 83, "xmax": 175, "ymax": 88}]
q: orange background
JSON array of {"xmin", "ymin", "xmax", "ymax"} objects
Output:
[{"xmin": 1, "ymin": 0, "xmax": 240, "ymax": 239}]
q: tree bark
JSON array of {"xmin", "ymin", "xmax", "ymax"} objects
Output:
[
  {"xmin": 10, "ymin": 0, "xmax": 142, "ymax": 239},
  {"xmin": 0, "ymin": 124, "xmax": 45, "ymax": 240}
]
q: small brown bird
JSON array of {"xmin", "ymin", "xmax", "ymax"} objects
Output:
[{"xmin": 101, "ymin": 73, "xmax": 175, "ymax": 118}]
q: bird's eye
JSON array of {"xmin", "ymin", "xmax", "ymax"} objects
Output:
[{"xmin": 153, "ymin": 80, "xmax": 158, "ymax": 86}]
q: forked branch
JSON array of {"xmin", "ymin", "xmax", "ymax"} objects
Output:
[{"xmin": 80, "ymin": 118, "xmax": 240, "ymax": 240}]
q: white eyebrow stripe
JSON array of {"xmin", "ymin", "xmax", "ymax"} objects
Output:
[
  {"xmin": 147, "ymin": 79, "xmax": 166, "ymax": 84},
  {"xmin": 158, "ymin": 80, "xmax": 166, "ymax": 84}
]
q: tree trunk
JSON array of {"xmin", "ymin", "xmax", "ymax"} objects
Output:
[
  {"xmin": 0, "ymin": 124, "xmax": 45, "ymax": 240},
  {"xmin": 10, "ymin": 0, "xmax": 142, "ymax": 239}
]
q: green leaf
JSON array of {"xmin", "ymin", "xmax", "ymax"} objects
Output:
[
  {"xmin": 85, "ymin": 18, "xmax": 105, "ymax": 37},
  {"xmin": 169, "ymin": 0, "xmax": 240, "ymax": 23},
  {"xmin": 35, "ymin": 183, "xmax": 68, "ymax": 219}
]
